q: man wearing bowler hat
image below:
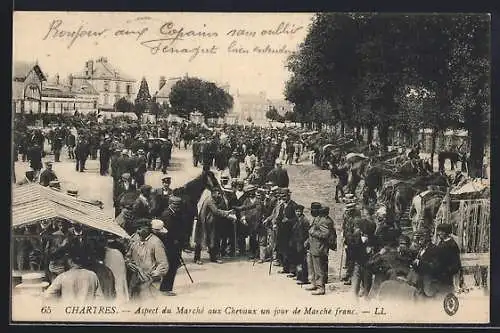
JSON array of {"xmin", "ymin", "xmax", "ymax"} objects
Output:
[
  {"xmin": 435, "ymin": 223, "xmax": 462, "ymax": 295},
  {"xmin": 274, "ymin": 188, "xmax": 297, "ymax": 274}
]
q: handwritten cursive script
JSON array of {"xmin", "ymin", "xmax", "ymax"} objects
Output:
[{"xmin": 42, "ymin": 19, "xmax": 108, "ymax": 49}]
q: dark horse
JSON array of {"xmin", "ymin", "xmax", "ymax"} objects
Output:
[
  {"xmin": 438, "ymin": 151, "xmax": 464, "ymax": 173},
  {"xmin": 172, "ymin": 169, "xmax": 221, "ymax": 250}
]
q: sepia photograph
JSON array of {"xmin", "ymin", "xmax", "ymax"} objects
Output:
[{"xmin": 11, "ymin": 11, "xmax": 490, "ymax": 324}]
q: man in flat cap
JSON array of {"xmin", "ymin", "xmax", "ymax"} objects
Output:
[
  {"xmin": 151, "ymin": 176, "xmax": 173, "ymax": 218},
  {"xmin": 435, "ymin": 223, "xmax": 462, "ymax": 295},
  {"xmin": 306, "ymin": 206, "xmax": 336, "ymax": 295},
  {"xmin": 39, "ymin": 161, "xmax": 58, "ymax": 187},
  {"xmin": 99, "ymin": 135, "xmax": 112, "ymax": 176}
]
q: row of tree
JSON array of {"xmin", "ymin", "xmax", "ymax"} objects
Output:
[
  {"xmin": 114, "ymin": 77, "xmax": 234, "ymax": 122},
  {"xmin": 284, "ymin": 13, "xmax": 490, "ymax": 177}
]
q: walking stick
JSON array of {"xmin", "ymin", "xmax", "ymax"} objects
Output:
[
  {"xmin": 269, "ymin": 228, "xmax": 276, "ymax": 275},
  {"xmin": 338, "ymin": 237, "xmax": 344, "ymax": 281},
  {"xmin": 179, "ymin": 255, "xmax": 194, "ymax": 283}
]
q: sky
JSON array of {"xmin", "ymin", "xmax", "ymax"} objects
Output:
[{"xmin": 13, "ymin": 12, "xmax": 314, "ymax": 100}]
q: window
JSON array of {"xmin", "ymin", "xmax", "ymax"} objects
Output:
[
  {"xmin": 116, "ymin": 82, "xmax": 121, "ymax": 93},
  {"xmin": 104, "ymin": 94, "xmax": 109, "ymax": 105},
  {"xmin": 126, "ymin": 84, "xmax": 131, "ymax": 95},
  {"xmin": 93, "ymin": 101, "xmax": 97, "ymax": 109},
  {"xmin": 115, "ymin": 95, "xmax": 120, "ymax": 104},
  {"xmin": 104, "ymin": 81, "xmax": 110, "ymax": 92},
  {"xmin": 45, "ymin": 102, "xmax": 48, "ymax": 112}
]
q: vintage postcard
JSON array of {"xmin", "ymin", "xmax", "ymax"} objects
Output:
[{"xmin": 11, "ymin": 11, "xmax": 490, "ymax": 324}]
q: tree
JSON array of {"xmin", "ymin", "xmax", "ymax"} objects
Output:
[
  {"xmin": 149, "ymin": 101, "xmax": 162, "ymax": 121},
  {"xmin": 169, "ymin": 77, "xmax": 234, "ymax": 120},
  {"xmin": 284, "ymin": 111, "xmax": 296, "ymax": 122},
  {"xmin": 114, "ymin": 97, "xmax": 134, "ymax": 114},
  {"xmin": 265, "ymin": 106, "xmax": 281, "ymax": 121},
  {"xmin": 134, "ymin": 77, "xmax": 152, "ymax": 120}
]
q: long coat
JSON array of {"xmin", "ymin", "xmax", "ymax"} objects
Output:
[
  {"xmin": 266, "ymin": 168, "xmax": 289, "ymax": 187},
  {"xmin": 228, "ymin": 156, "xmax": 240, "ymax": 178},
  {"xmin": 196, "ymin": 196, "xmax": 232, "ymax": 248},
  {"xmin": 289, "ymin": 215, "xmax": 311, "ymax": 264},
  {"xmin": 308, "ymin": 215, "xmax": 332, "ymax": 257}
]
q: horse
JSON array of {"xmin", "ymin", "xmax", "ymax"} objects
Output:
[
  {"xmin": 409, "ymin": 189, "xmax": 446, "ymax": 232},
  {"xmin": 171, "ymin": 169, "xmax": 221, "ymax": 249},
  {"xmin": 438, "ymin": 151, "xmax": 461, "ymax": 173}
]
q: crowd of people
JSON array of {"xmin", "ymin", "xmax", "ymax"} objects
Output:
[{"xmin": 12, "ymin": 115, "xmax": 463, "ymax": 303}]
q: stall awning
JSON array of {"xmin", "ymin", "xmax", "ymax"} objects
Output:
[{"xmin": 12, "ymin": 184, "xmax": 129, "ymax": 238}]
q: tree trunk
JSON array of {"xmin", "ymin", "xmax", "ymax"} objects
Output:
[
  {"xmin": 378, "ymin": 123, "xmax": 389, "ymax": 153},
  {"xmin": 367, "ymin": 125, "xmax": 374, "ymax": 144},
  {"xmin": 340, "ymin": 121, "xmax": 345, "ymax": 135},
  {"xmin": 468, "ymin": 122, "xmax": 486, "ymax": 178},
  {"xmin": 430, "ymin": 127, "xmax": 438, "ymax": 171}
]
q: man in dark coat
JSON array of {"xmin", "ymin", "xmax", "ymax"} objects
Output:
[
  {"xmin": 52, "ymin": 135, "xmax": 63, "ymax": 162},
  {"xmin": 409, "ymin": 228, "xmax": 441, "ymax": 298},
  {"xmin": 290, "ymin": 205, "xmax": 311, "ymax": 285},
  {"xmin": 192, "ymin": 139, "xmax": 200, "ymax": 167},
  {"xmin": 350, "ymin": 218, "xmax": 377, "ymax": 299},
  {"xmin": 133, "ymin": 150, "xmax": 148, "ymax": 187},
  {"xmin": 330, "ymin": 163, "xmax": 349, "ymax": 202},
  {"xmin": 99, "ymin": 136, "xmax": 112, "ymax": 176},
  {"xmin": 266, "ymin": 159, "xmax": 289, "ymax": 188},
  {"xmin": 435, "ymin": 223, "xmax": 462, "ymax": 295},
  {"xmin": 151, "ymin": 176, "xmax": 173, "ymax": 218},
  {"xmin": 274, "ymin": 188, "xmax": 297, "ymax": 275},
  {"xmin": 159, "ymin": 139, "xmax": 171, "ymax": 174},
  {"xmin": 159, "ymin": 196, "xmax": 184, "ymax": 296},
  {"xmin": 66, "ymin": 132, "xmax": 76, "ymax": 159},
  {"xmin": 228, "ymin": 151, "xmax": 240, "ymax": 179},
  {"xmin": 29, "ymin": 144, "xmax": 43, "ymax": 173},
  {"xmin": 239, "ymin": 186, "xmax": 263, "ymax": 259},
  {"xmin": 75, "ymin": 137, "xmax": 90, "ymax": 172}
]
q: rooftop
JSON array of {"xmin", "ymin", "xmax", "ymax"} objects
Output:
[
  {"xmin": 73, "ymin": 57, "xmax": 136, "ymax": 82},
  {"xmin": 12, "ymin": 61, "xmax": 47, "ymax": 81}
]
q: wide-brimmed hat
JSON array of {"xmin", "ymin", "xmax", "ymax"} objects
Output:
[
  {"xmin": 310, "ymin": 202, "xmax": 322, "ymax": 211},
  {"xmin": 245, "ymin": 185, "xmax": 257, "ymax": 193},
  {"xmin": 14, "ymin": 272, "xmax": 49, "ymax": 290},
  {"xmin": 295, "ymin": 205, "xmax": 305, "ymax": 211},
  {"xmin": 151, "ymin": 219, "xmax": 168, "ymax": 233},
  {"xmin": 162, "ymin": 176, "xmax": 172, "ymax": 183},
  {"xmin": 121, "ymin": 173, "xmax": 131, "ymax": 180},
  {"xmin": 45, "ymin": 161, "xmax": 53, "ymax": 166},
  {"xmin": 436, "ymin": 223, "xmax": 452, "ymax": 234}
]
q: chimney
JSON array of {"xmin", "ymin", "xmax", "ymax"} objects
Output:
[
  {"xmin": 86, "ymin": 60, "xmax": 94, "ymax": 77},
  {"xmin": 159, "ymin": 76, "xmax": 166, "ymax": 90}
]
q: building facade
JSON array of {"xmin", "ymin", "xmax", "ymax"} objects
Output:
[
  {"xmin": 40, "ymin": 74, "xmax": 99, "ymax": 115},
  {"xmin": 71, "ymin": 57, "xmax": 136, "ymax": 111},
  {"xmin": 12, "ymin": 62, "xmax": 46, "ymax": 114},
  {"xmin": 231, "ymin": 91, "xmax": 269, "ymax": 125}
]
